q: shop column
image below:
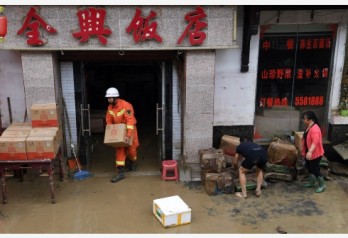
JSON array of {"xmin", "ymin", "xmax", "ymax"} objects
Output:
[
  {"xmin": 184, "ymin": 50, "xmax": 215, "ymax": 163},
  {"xmin": 21, "ymin": 51, "xmax": 57, "ymax": 118}
]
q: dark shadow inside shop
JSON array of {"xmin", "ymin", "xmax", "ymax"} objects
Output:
[{"xmin": 75, "ymin": 61, "xmax": 162, "ymax": 174}]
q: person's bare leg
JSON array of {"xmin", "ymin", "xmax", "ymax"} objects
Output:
[
  {"xmin": 239, "ymin": 167, "xmax": 248, "ymax": 197},
  {"xmin": 255, "ymin": 168, "xmax": 263, "ymax": 197}
]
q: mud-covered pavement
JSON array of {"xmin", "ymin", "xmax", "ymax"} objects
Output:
[{"xmin": 0, "ymin": 170, "xmax": 348, "ymax": 234}]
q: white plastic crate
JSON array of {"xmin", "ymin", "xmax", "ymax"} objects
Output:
[{"xmin": 153, "ymin": 195, "xmax": 191, "ymax": 228}]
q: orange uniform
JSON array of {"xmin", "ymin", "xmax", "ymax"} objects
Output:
[{"xmin": 105, "ymin": 99, "xmax": 139, "ymax": 167}]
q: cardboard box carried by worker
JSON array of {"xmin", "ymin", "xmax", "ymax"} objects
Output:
[{"xmin": 104, "ymin": 124, "xmax": 133, "ymax": 147}]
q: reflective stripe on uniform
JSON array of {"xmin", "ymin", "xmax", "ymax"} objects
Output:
[
  {"xmin": 116, "ymin": 161, "xmax": 125, "ymax": 166},
  {"xmin": 127, "ymin": 125, "xmax": 134, "ymax": 129},
  {"xmin": 117, "ymin": 109, "xmax": 125, "ymax": 117},
  {"xmin": 108, "ymin": 110, "xmax": 116, "ymax": 117}
]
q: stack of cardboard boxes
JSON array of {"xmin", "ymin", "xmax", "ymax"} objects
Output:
[
  {"xmin": 0, "ymin": 103, "xmax": 62, "ymax": 161},
  {"xmin": 199, "ymin": 147, "xmax": 236, "ymax": 196}
]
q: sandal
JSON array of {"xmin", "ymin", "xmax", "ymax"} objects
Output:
[
  {"xmin": 255, "ymin": 190, "xmax": 262, "ymax": 197},
  {"xmin": 235, "ymin": 192, "xmax": 247, "ymax": 199}
]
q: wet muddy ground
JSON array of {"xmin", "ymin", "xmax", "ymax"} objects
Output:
[{"xmin": 1, "ymin": 170, "xmax": 348, "ymax": 234}]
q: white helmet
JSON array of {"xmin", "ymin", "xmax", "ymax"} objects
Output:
[{"xmin": 105, "ymin": 87, "xmax": 120, "ymax": 97}]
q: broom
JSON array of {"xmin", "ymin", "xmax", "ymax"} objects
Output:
[
  {"xmin": 63, "ymin": 97, "xmax": 93, "ymax": 181},
  {"xmin": 71, "ymin": 143, "xmax": 93, "ymax": 181}
]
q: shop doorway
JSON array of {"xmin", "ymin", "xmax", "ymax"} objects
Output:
[{"xmin": 60, "ymin": 51, "xmax": 176, "ymax": 174}]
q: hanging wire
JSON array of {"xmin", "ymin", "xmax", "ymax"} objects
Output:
[{"xmin": 118, "ymin": 50, "xmax": 125, "ymax": 56}]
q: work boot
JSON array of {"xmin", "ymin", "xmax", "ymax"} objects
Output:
[
  {"xmin": 130, "ymin": 160, "xmax": 138, "ymax": 172},
  {"xmin": 315, "ymin": 176, "xmax": 326, "ymax": 193},
  {"xmin": 304, "ymin": 174, "xmax": 316, "ymax": 188},
  {"xmin": 111, "ymin": 167, "xmax": 125, "ymax": 183},
  {"xmin": 125, "ymin": 159, "xmax": 138, "ymax": 172}
]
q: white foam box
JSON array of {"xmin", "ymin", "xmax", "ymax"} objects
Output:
[{"xmin": 153, "ymin": 195, "xmax": 191, "ymax": 228}]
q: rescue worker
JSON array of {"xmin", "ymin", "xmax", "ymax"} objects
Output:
[{"xmin": 105, "ymin": 87, "xmax": 139, "ymax": 183}]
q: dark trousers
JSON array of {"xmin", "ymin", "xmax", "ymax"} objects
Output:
[{"xmin": 305, "ymin": 156, "xmax": 322, "ymax": 177}]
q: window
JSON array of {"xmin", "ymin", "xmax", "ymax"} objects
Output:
[{"xmin": 255, "ymin": 24, "xmax": 337, "ymax": 140}]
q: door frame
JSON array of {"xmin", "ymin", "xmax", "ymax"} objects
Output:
[{"xmin": 60, "ymin": 51, "xmax": 177, "ymax": 167}]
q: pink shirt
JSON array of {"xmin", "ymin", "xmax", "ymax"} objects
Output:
[{"xmin": 301, "ymin": 124, "xmax": 324, "ymax": 160}]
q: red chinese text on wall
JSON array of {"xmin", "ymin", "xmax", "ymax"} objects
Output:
[
  {"xmin": 259, "ymin": 97, "xmax": 289, "ymax": 108},
  {"xmin": 260, "ymin": 67, "xmax": 329, "ymax": 80},
  {"xmin": 126, "ymin": 8, "xmax": 163, "ymax": 43},
  {"xmin": 257, "ymin": 28, "xmax": 336, "ymax": 109},
  {"xmin": 177, "ymin": 6, "xmax": 207, "ymax": 46},
  {"xmin": 16, "ymin": 6, "xmax": 209, "ymax": 47},
  {"xmin": 17, "ymin": 6, "xmax": 57, "ymax": 46},
  {"xmin": 259, "ymin": 96, "xmax": 324, "ymax": 108},
  {"xmin": 262, "ymin": 37, "xmax": 332, "ymax": 51},
  {"xmin": 72, "ymin": 7, "xmax": 112, "ymax": 45}
]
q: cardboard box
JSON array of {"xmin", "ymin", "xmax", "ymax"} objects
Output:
[
  {"xmin": 25, "ymin": 135, "xmax": 57, "ymax": 160},
  {"xmin": 0, "ymin": 137, "xmax": 27, "ymax": 160},
  {"xmin": 29, "ymin": 127, "xmax": 58, "ymax": 137},
  {"xmin": 219, "ymin": 135, "xmax": 240, "ymax": 156},
  {"xmin": 1, "ymin": 130, "xmax": 30, "ymax": 137},
  {"xmin": 56, "ymin": 126, "xmax": 63, "ymax": 148},
  {"xmin": 294, "ymin": 131, "xmax": 304, "ymax": 154},
  {"xmin": 6, "ymin": 124, "xmax": 32, "ymax": 131},
  {"xmin": 9, "ymin": 122, "xmax": 32, "ymax": 127},
  {"xmin": 268, "ymin": 141, "xmax": 298, "ymax": 168},
  {"xmin": 28, "ymin": 127, "xmax": 62, "ymax": 151},
  {"xmin": 153, "ymin": 195, "xmax": 191, "ymax": 228},
  {"xmin": 30, "ymin": 103, "xmax": 59, "ymax": 127},
  {"xmin": 104, "ymin": 124, "xmax": 133, "ymax": 147}
]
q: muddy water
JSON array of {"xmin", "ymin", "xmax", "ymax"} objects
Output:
[{"xmin": 1, "ymin": 171, "xmax": 348, "ymax": 234}]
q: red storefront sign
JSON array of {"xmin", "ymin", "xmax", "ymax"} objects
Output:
[
  {"xmin": 126, "ymin": 7, "xmax": 163, "ymax": 43},
  {"xmin": 177, "ymin": 6, "xmax": 207, "ymax": 46},
  {"xmin": 17, "ymin": 6, "xmax": 57, "ymax": 46},
  {"xmin": 72, "ymin": 7, "xmax": 112, "ymax": 45},
  {"xmin": 16, "ymin": 6, "xmax": 209, "ymax": 47}
]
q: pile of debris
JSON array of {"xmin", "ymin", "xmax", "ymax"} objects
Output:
[
  {"xmin": 199, "ymin": 147, "xmax": 235, "ymax": 196},
  {"xmin": 266, "ymin": 132, "xmax": 331, "ymax": 182},
  {"xmin": 265, "ymin": 137, "xmax": 298, "ymax": 182},
  {"xmin": 199, "ymin": 132, "xmax": 333, "ymax": 196}
]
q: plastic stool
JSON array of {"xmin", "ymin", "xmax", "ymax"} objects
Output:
[{"xmin": 161, "ymin": 160, "xmax": 179, "ymax": 182}]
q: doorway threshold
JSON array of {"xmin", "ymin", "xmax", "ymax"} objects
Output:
[
  {"xmin": 128, "ymin": 171, "xmax": 161, "ymax": 176},
  {"xmin": 90, "ymin": 171, "xmax": 161, "ymax": 177}
]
